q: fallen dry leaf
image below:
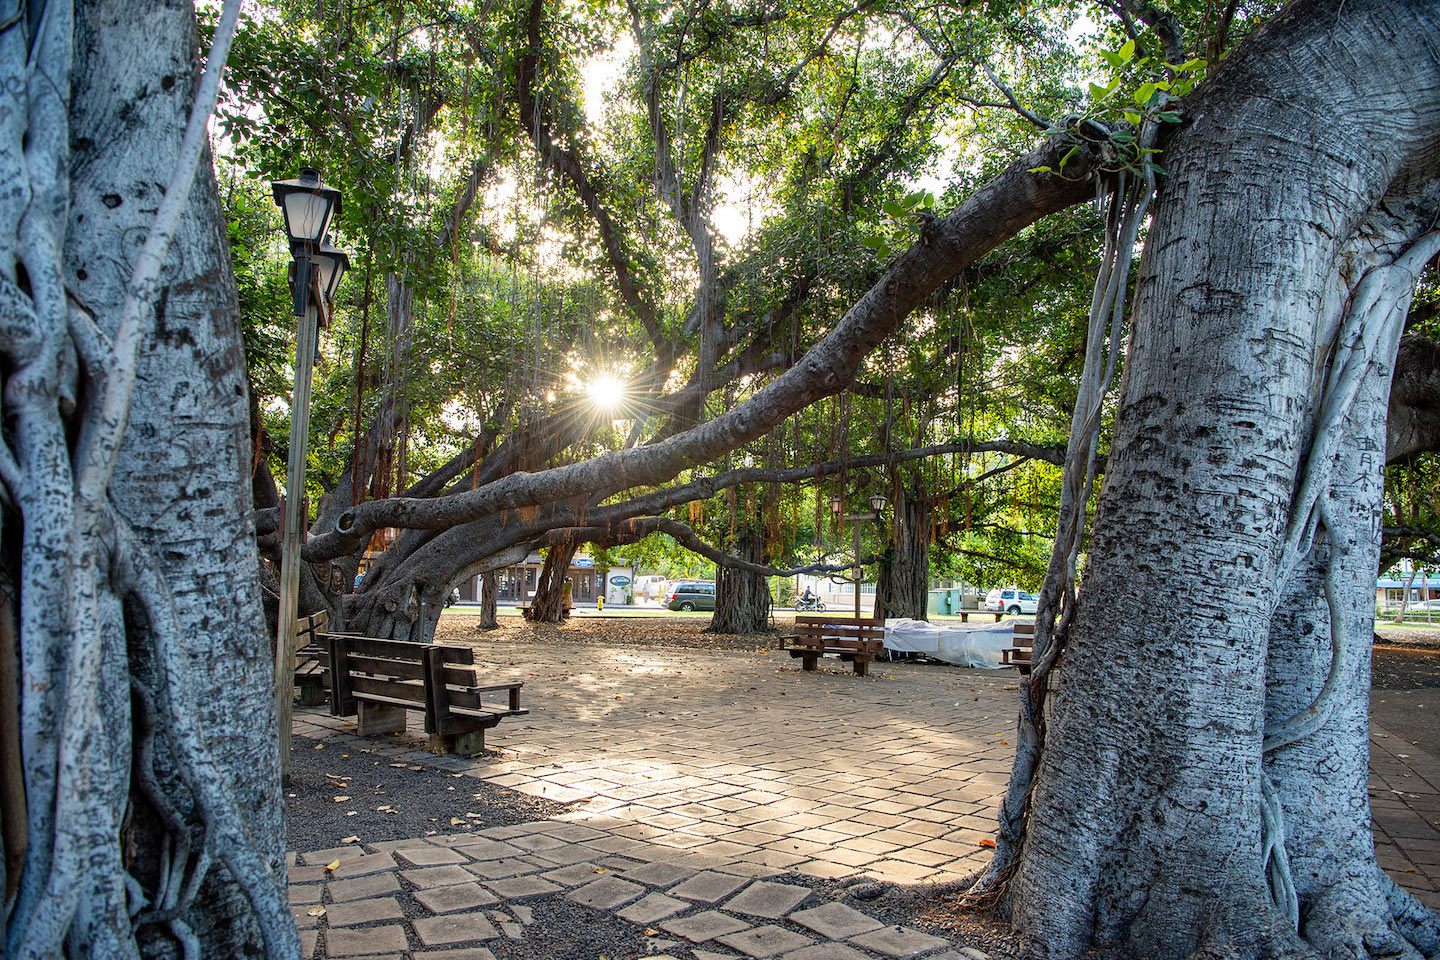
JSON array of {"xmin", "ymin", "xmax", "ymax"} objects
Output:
[
  {"xmin": 979, "ymin": 838, "xmax": 996, "ymax": 849},
  {"xmin": 332, "ymin": 795, "xmax": 350, "ymax": 803},
  {"xmin": 307, "ymin": 907, "xmax": 326, "ymax": 917},
  {"xmin": 340, "ymin": 836, "xmax": 360, "ymax": 844},
  {"xmin": 324, "ymin": 859, "xmax": 341, "ymax": 871}
]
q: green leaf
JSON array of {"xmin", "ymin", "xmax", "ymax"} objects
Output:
[
  {"xmin": 1133, "ymin": 82, "xmax": 1157, "ymax": 105},
  {"xmin": 1088, "ymin": 81, "xmax": 1110, "ymax": 100},
  {"xmin": 1058, "ymin": 145, "xmax": 1079, "ymax": 171},
  {"xmin": 1118, "ymin": 39, "xmax": 1135, "ymax": 63},
  {"xmin": 881, "ymin": 200, "xmax": 907, "ymax": 218},
  {"xmin": 1027, "ymin": 165, "xmax": 1054, "ymax": 174},
  {"xmin": 1124, "ymin": 110, "xmax": 1142, "ymax": 125}
]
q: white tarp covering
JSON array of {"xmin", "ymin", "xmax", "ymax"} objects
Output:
[{"xmin": 883, "ymin": 618, "xmax": 1015, "ymax": 669}]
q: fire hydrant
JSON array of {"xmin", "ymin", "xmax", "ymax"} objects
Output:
[{"xmin": 596, "ymin": 596, "xmax": 604, "ymax": 612}]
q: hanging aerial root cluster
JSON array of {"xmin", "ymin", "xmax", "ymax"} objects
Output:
[
  {"xmin": 1, "ymin": 1, "xmax": 298, "ymax": 956},
  {"xmin": 967, "ymin": 157, "xmax": 1155, "ymax": 905}
]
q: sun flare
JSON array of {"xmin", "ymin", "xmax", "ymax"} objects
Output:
[{"xmin": 586, "ymin": 373, "xmax": 627, "ymax": 412}]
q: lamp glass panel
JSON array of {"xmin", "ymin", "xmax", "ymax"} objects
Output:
[
  {"xmin": 870, "ymin": 494, "xmax": 888, "ymax": 512},
  {"xmin": 284, "ymin": 191, "xmax": 333, "ymax": 243}
]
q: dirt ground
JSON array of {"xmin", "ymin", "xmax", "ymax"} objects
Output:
[{"xmin": 434, "ymin": 611, "xmax": 778, "ymax": 653}]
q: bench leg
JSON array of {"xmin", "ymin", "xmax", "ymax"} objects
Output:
[
  {"xmin": 357, "ymin": 701, "xmax": 407, "ymax": 736},
  {"xmin": 854, "ymin": 658, "xmax": 870, "ymax": 677},
  {"xmin": 801, "ymin": 653, "xmax": 818, "ymax": 671},
  {"xmin": 297, "ymin": 680, "xmax": 327, "ymax": 707},
  {"xmin": 430, "ymin": 729, "xmax": 486, "ymax": 756}
]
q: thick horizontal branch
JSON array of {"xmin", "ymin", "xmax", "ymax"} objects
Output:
[
  {"xmin": 303, "ymin": 137, "xmax": 1099, "ymax": 562},
  {"xmin": 542, "ymin": 516, "xmax": 880, "ymax": 578}
]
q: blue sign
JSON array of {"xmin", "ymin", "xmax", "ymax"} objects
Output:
[
  {"xmin": 610, "ymin": 575, "xmax": 632, "ymax": 586},
  {"xmin": 573, "ymin": 558, "xmax": 594, "ymax": 568}
]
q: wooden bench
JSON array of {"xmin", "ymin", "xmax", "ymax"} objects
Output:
[
  {"xmin": 327, "ymin": 634, "xmax": 526, "ymax": 755},
  {"xmin": 955, "ymin": 610, "xmax": 1005, "ymax": 623},
  {"xmin": 1002, "ymin": 621, "xmax": 1035, "ymax": 674},
  {"xmin": 781, "ymin": 615, "xmax": 886, "ymax": 677},
  {"xmin": 293, "ymin": 611, "xmax": 331, "ymax": 706}
]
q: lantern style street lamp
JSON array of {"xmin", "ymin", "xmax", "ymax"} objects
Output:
[{"xmin": 271, "ymin": 167, "xmax": 347, "ymax": 781}]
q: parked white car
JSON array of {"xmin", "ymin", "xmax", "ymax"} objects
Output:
[{"xmin": 985, "ymin": 588, "xmax": 1038, "ymax": 615}]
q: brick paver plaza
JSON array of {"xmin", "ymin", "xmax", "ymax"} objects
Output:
[{"xmin": 290, "ymin": 638, "xmax": 1440, "ymax": 958}]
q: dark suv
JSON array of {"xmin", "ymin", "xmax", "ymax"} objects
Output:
[{"xmin": 666, "ymin": 582, "xmax": 716, "ymax": 611}]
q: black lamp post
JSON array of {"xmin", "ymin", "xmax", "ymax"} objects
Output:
[
  {"xmin": 270, "ymin": 167, "xmax": 346, "ymax": 780},
  {"xmin": 831, "ymin": 493, "xmax": 888, "ymax": 618}
]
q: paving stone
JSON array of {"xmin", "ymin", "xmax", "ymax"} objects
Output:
[
  {"xmin": 326, "ymin": 851, "xmax": 398, "ymax": 880},
  {"xmin": 299, "ymin": 928, "xmax": 317, "ymax": 960},
  {"xmin": 455, "ymin": 839, "xmax": 527, "ymax": 861},
  {"xmin": 567, "ymin": 876, "xmax": 646, "ymax": 909},
  {"xmin": 659, "ymin": 909, "xmax": 752, "ymax": 942},
  {"xmin": 670, "ymin": 870, "xmax": 751, "ymax": 903},
  {"xmin": 327, "ymin": 871, "xmax": 401, "ymax": 903},
  {"xmin": 412, "ymin": 951, "xmax": 498, "ymax": 960},
  {"xmin": 722, "ymin": 880, "xmax": 812, "ymax": 919},
  {"xmin": 717, "ymin": 924, "xmax": 815, "ymax": 958},
  {"xmin": 396, "ymin": 845, "xmax": 470, "ymax": 867},
  {"xmin": 790, "ymin": 902, "xmax": 885, "ymax": 940},
  {"xmin": 326, "ymin": 923, "xmax": 409, "ymax": 957},
  {"xmin": 540, "ymin": 862, "xmax": 609, "ymax": 886},
  {"xmin": 621, "ymin": 861, "xmax": 697, "ymax": 887},
  {"xmin": 301, "ymin": 845, "xmax": 369, "ymax": 865},
  {"xmin": 414, "ymin": 912, "xmax": 501, "ymax": 946},
  {"xmin": 291, "ymin": 905, "xmax": 320, "ymax": 929},
  {"xmin": 510, "ymin": 904, "xmax": 535, "ymax": 925},
  {"xmin": 288, "ymin": 865, "xmax": 329, "ymax": 884},
  {"xmin": 288, "ymin": 883, "xmax": 322, "ymax": 905},
  {"xmin": 404, "ymin": 865, "xmax": 480, "ymax": 888},
  {"xmin": 485, "ymin": 875, "xmax": 562, "ymax": 900},
  {"xmin": 694, "ymin": 950, "xmax": 738, "ymax": 960},
  {"xmin": 617, "ymin": 891, "xmax": 690, "ymax": 924},
  {"xmin": 466, "ymin": 857, "xmax": 540, "ymax": 880},
  {"xmin": 415, "ymin": 882, "xmax": 500, "ymax": 914},
  {"xmin": 850, "ymin": 925, "xmax": 952, "ymax": 958},
  {"xmin": 780, "ymin": 944, "xmax": 872, "ymax": 960},
  {"xmin": 323, "ymin": 896, "xmax": 404, "ymax": 927}
]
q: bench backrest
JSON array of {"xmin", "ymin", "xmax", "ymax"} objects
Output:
[
  {"xmin": 327, "ymin": 634, "xmax": 481, "ymax": 716},
  {"xmin": 291, "ymin": 610, "xmax": 329, "ymax": 657},
  {"xmin": 793, "ymin": 614, "xmax": 884, "ymax": 649}
]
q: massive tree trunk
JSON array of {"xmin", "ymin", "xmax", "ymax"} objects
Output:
[
  {"xmin": 1002, "ymin": 1, "xmax": 1440, "ymax": 956},
  {"xmin": 527, "ymin": 538, "xmax": 577, "ymax": 623},
  {"xmin": 2, "ymin": 0, "xmax": 294, "ymax": 955},
  {"xmin": 707, "ymin": 524, "xmax": 773, "ymax": 634},
  {"xmin": 477, "ymin": 570, "xmax": 500, "ymax": 629},
  {"xmin": 875, "ymin": 481, "xmax": 930, "ymax": 621}
]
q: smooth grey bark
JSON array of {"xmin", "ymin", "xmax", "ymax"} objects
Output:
[
  {"xmin": 1006, "ymin": 1, "xmax": 1440, "ymax": 956},
  {"xmin": 707, "ymin": 523, "xmax": 773, "ymax": 634}
]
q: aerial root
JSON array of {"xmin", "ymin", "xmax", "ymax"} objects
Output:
[
  {"xmin": 1382, "ymin": 871, "xmax": 1440, "ymax": 958},
  {"xmin": 110, "ymin": 513, "xmax": 298, "ymax": 957}
]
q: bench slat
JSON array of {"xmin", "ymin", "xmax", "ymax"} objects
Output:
[
  {"xmin": 319, "ymin": 634, "xmax": 476, "ymax": 665},
  {"xmin": 350, "ymin": 674, "xmax": 426, "ymax": 704},
  {"xmin": 344, "ymin": 654, "xmax": 477, "ymax": 687}
]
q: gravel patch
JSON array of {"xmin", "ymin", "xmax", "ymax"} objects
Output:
[{"xmin": 284, "ymin": 734, "xmax": 569, "ymax": 852}]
